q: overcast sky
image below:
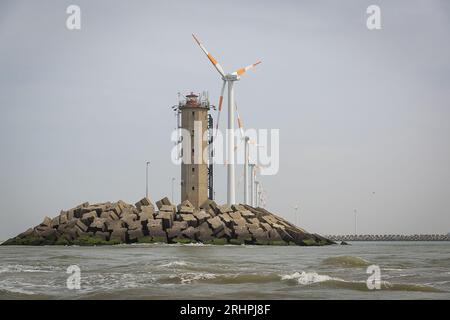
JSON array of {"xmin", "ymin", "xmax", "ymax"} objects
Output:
[{"xmin": 0, "ymin": 0, "xmax": 449, "ymax": 239}]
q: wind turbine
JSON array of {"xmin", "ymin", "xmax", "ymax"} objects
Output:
[{"xmin": 192, "ymin": 34, "xmax": 261, "ymax": 205}]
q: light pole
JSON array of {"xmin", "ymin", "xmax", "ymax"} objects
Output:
[
  {"xmin": 249, "ymin": 164, "xmax": 255, "ymax": 207},
  {"xmin": 294, "ymin": 205, "xmax": 299, "ymax": 226},
  {"xmin": 354, "ymin": 209, "xmax": 357, "ymax": 235},
  {"xmin": 145, "ymin": 161, "xmax": 150, "ymax": 198},
  {"xmin": 171, "ymin": 177, "xmax": 175, "ymax": 203}
]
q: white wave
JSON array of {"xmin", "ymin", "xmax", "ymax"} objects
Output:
[
  {"xmin": 0, "ymin": 285, "xmax": 35, "ymax": 295},
  {"xmin": 180, "ymin": 242, "xmax": 207, "ymax": 247},
  {"xmin": 281, "ymin": 271, "xmax": 342, "ymax": 285},
  {"xmin": 160, "ymin": 261, "xmax": 188, "ymax": 268},
  {"xmin": 171, "ymin": 272, "xmax": 217, "ymax": 284},
  {"xmin": 383, "ymin": 268, "xmax": 404, "ymax": 271},
  {"xmin": 0, "ymin": 264, "xmax": 60, "ymax": 274}
]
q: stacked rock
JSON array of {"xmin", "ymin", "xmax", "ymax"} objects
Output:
[{"xmin": 2, "ymin": 197, "xmax": 333, "ymax": 246}]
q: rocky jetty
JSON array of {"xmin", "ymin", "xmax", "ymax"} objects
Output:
[
  {"xmin": 2, "ymin": 197, "xmax": 333, "ymax": 246},
  {"xmin": 326, "ymin": 234, "xmax": 450, "ymax": 242}
]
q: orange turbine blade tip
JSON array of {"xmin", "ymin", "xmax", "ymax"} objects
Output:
[{"xmin": 208, "ymin": 53, "xmax": 218, "ymax": 65}]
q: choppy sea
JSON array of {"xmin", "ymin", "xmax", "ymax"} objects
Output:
[{"xmin": 0, "ymin": 241, "xmax": 449, "ymax": 299}]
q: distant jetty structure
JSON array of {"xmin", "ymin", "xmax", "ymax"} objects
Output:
[{"xmin": 326, "ymin": 234, "xmax": 450, "ymax": 241}]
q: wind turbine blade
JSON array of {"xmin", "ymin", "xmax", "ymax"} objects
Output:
[
  {"xmin": 234, "ymin": 101, "xmax": 245, "ymax": 140},
  {"xmin": 232, "ymin": 60, "xmax": 261, "ymax": 77},
  {"xmin": 192, "ymin": 34, "xmax": 226, "ymax": 77},
  {"xmin": 214, "ymin": 80, "xmax": 226, "ymax": 142}
]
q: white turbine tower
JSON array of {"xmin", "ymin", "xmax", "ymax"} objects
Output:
[{"xmin": 192, "ymin": 34, "xmax": 261, "ymax": 205}]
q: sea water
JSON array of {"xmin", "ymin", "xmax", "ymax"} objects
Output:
[{"xmin": 0, "ymin": 241, "xmax": 449, "ymax": 299}]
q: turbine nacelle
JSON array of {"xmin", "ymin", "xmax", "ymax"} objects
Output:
[{"xmin": 223, "ymin": 74, "xmax": 240, "ymax": 81}]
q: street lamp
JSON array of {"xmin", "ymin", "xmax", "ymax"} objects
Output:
[
  {"xmin": 354, "ymin": 209, "xmax": 357, "ymax": 235},
  {"xmin": 146, "ymin": 161, "xmax": 150, "ymax": 198},
  {"xmin": 294, "ymin": 205, "xmax": 299, "ymax": 226}
]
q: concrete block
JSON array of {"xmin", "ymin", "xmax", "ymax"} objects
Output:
[
  {"xmin": 217, "ymin": 205, "xmax": 233, "ymax": 214},
  {"xmin": 90, "ymin": 218, "xmax": 107, "ymax": 231},
  {"xmin": 37, "ymin": 227, "xmax": 56, "ymax": 239},
  {"xmin": 148, "ymin": 225, "xmax": 167, "ymax": 240},
  {"xmin": 147, "ymin": 219, "xmax": 163, "ymax": 228},
  {"xmin": 111, "ymin": 204, "xmax": 122, "ymax": 216},
  {"xmin": 67, "ymin": 210, "xmax": 75, "ymax": 220},
  {"xmin": 166, "ymin": 227, "xmax": 183, "ymax": 239},
  {"xmin": 260, "ymin": 222, "xmax": 272, "ymax": 231},
  {"xmin": 156, "ymin": 197, "xmax": 172, "ymax": 209},
  {"xmin": 274, "ymin": 228, "xmax": 292, "ymax": 243},
  {"xmin": 81, "ymin": 211, "xmax": 97, "ymax": 226},
  {"xmin": 215, "ymin": 226, "xmax": 232, "ymax": 239},
  {"xmin": 51, "ymin": 217, "xmax": 60, "ymax": 228},
  {"xmin": 261, "ymin": 215, "xmax": 278, "ymax": 225},
  {"xmin": 234, "ymin": 226, "xmax": 252, "ymax": 241},
  {"xmin": 108, "ymin": 211, "xmax": 120, "ymax": 221},
  {"xmin": 247, "ymin": 217, "xmax": 260, "ymax": 225},
  {"xmin": 100, "ymin": 211, "xmax": 109, "ymax": 219},
  {"xmin": 229, "ymin": 211, "xmax": 243, "ymax": 220},
  {"xmin": 127, "ymin": 220, "xmax": 143, "ymax": 230},
  {"xmin": 246, "ymin": 223, "xmax": 261, "ymax": 230},
  {"xmin": 120, "ymin": 213, "xmax": 138, "ymax": 226},
  {"xmin": 249, "ymin": 227, "xmax": 268, "ymax": 240},
  {"xmin": 128, "ymin": 229, "xmax": 144, "ymax": 242},
  {"xmin": 193, "ymin": 210, "xmax": 210, "ymax": 224},
  {"xmin": 40, "ymin": 216, "xmax": 52, "ymax": 227},
  {"xmin": 110, "ymin": 228, "xmax": 128, "ymax": 242},
  {"xmin": 231, "ymin": 204, "xmax": 246, "ymax": 211},
  {"xmin": 240, "ymin": 210, "xmax": 255, "ymax": 218},
  {"xmin": 59, "ymin": 212, "xmax": 68, "ymax": 225},
  {"xmin": 197, "ymin": 222, "xmax": 213, "ymax": 242},
  {"xmin": 160, "ymin": 205, "xmax": 176, "ymax": 213},
  {"xmin": 161, "ymin": 197, "xmax": 172, "ymax": 206},
  {"xmin": 95, "ymin": 231, "xmax": 109, "ymax": 241},
  {"xmin": 233, "ymin": 218, "xmax": 247, "ymax": 226},
  {"xmin": 200, "ymin": 199, "xmax": 218, "ymax": 214},
  {"xmin": 268, "ymin": 229, "xmax": 283, "ymax": 241},
  {"xmin": 138, "ymin": 211, "xmax": 154, "ymax": 223},
  {"xmin": 181, "ymin": 199, "xmax": 194, "ymax": 207},
  {"xmin": 76, "ymin": 220, "xmax": 89, "ymax": 233},
  {"xmin": 140, "ymin": 205, "xmax": 155, "ymax": 216},
  {"xmin": 207, "ymin": 216, "xmax": 225, "ymax": 234},
  {"xmin": 180, "ymin": 214, "xmax": 198, "ymax": 227},
  {"xmin": 181, "ymin": 226, "xmax": 199, "ymax": 240},
  {"xmin": 64, "ymin": 227, "xmax": 78, "ymax": 240},
  {"xmin": 135, "ymin": 197, "xmax": 151, "ymax": 208},
  {"xmin": 178, "ymin": 206, "xmax": 194, "ymax": 214},
  {"xmin": 157, "ymin": 212, "xmax": 173, "ymax": 229},
  {"xmin": 218, "ymin": 213, "xmax": 233, "ymax": 227},
  {"xmin": 106, "ymin": 220, "xmax": 125, "ymax": 231},
  {"xmin": 173, "ymin": 221, "xmax": 188, "ymax": 230}
]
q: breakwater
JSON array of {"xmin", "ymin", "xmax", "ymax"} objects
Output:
[
  {"xmin": 2, "ymin": 197, "xmax": 333, "ymax": 246},
  {"xmin": 326, "ymin": 234, "xmax": 450, "ymax": 242}
]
